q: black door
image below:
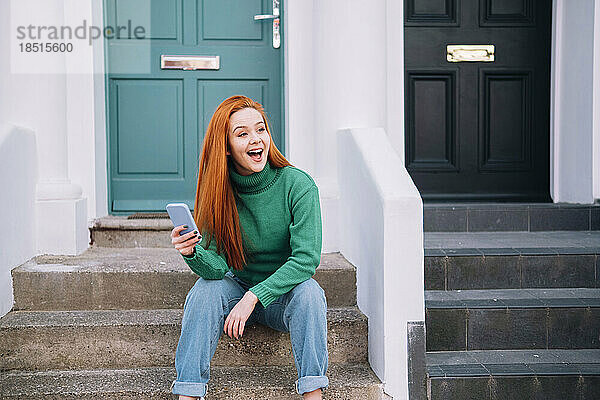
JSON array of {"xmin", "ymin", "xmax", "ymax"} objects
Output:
[{"xmin": 404, "ymin": 0, "xmax": 552, "ymax": 201}]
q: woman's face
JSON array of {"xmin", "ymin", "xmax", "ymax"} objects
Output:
[{"xmin": 227, "ymin": 107, "xmax": 271, "ymax": 176}]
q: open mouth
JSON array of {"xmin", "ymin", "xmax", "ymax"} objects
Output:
[{"xmin": 247, "ymin": 149, "xmax": 263, "ymax": 162}]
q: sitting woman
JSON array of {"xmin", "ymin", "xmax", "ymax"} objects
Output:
[{"xmin": 169, "ymin": 95, "xmax": 328, "ymax": 399}]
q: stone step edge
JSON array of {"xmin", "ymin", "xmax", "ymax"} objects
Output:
[
  {"xmin": 91, "ymin": 215, "xmax": 172, "ymax": 231},
  {"xmin": 0, "ymin": 364, "xmax": 382, "ymax": 397},
  {"xmin": 426, "ymin": 349, "xmax": 600, "ymax": 378},
  {"xmin": 0, "ymin": 306, "xmax": 365, "ymax": 329},
  {"xmin": 425, "ymin": 247, "xmax": 600, "ymax": 256},
  {"xmin": 426, "ymin": 288, "xmax": 600, "ymax": 309},
  {"xmin": 22, "ymin": 247, "xmax": 355, "ymax": 273}
]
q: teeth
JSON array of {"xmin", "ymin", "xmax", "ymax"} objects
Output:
[{"xmin": 248, "ymin": 150, "xmax": 262, "ymax": 155}]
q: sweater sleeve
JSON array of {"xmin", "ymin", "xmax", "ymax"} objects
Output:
[
  {"xmin": 181, "ymin": 233, "xmax": 230, "ymax": 280},
  {"xmin": 249, "ymin": 185, "xmax": 322, "ymax": 307}
]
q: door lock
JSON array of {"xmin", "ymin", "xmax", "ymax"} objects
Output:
[{"xmin": 254, "ymin": 0, "xmax": 280, "ymax": 49}]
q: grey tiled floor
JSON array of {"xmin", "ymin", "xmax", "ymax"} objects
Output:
[{"xmin": 425, "ymin": 231, "xmax": 600, "ymax": 249}]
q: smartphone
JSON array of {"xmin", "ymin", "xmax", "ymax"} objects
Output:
[{"xmin": 166, "ymin": 203, "xmax": 201, "ymax": 239}]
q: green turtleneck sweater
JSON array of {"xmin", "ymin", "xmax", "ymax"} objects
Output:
[{"xmin": 181, "ymin": 161, "xmax": 322, "ymax": 308}]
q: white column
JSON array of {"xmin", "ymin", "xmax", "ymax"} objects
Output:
[
  {"xmin": 8, "ymin": 0, "xmax": 88, "ymax": 254},
  {"xmin": 551, "ymin": 0, "xmax": 596, "ymax": 203}
]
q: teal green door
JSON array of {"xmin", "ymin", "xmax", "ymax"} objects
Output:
[{"xmin": 104, "ymin": 0, "xmax": 284, "ymax": 213}]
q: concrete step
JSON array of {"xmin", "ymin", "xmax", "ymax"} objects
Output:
[
  {"xmin": 425, "ymin": 289, "xmax": 600, "ymax": 351},
  {"xmin": 424, "ymin": 233, "xmax": 600, "ymax": 290},
  {"xmin": 12, "ymin": 247, "xmax": 356, "ymax": 310},
  {"xmin": 89, "ymin": 216, "xmax": 202, "ymax": 248},
  {"xmin": 0, "ymin": 364, "xmax": 384, "ymax": 399},
  {"xmin": 424, "ymin": 202, "xmax": 600, "ymax": 232},
  {"xmin": 426, "ymin": 349, "xmax": 600, "ymax": 400},
  {"xmin": 0, "ymin": 307, "xmax": 367, "ymax": 371}
]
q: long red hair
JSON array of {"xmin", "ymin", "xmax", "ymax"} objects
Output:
[{"xmin": 192, "ymin": 95, "xmax": 291, "ymax": 270}]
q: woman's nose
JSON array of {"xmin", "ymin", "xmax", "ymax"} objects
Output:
[{"xmin": 249, "ymin": 131, "xmax": 261, "ymax": 143}]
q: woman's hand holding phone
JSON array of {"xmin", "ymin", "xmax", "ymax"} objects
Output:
[{"xmin": 171, "ymin": 225, "xmax": 201, "ymax": 256}]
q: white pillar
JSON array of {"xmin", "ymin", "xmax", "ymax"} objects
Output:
[
  {"xmin": 551, "ymin": 0, "xmax": 596, "ymax": 203},
  {"xmin": 8, "ymin": 0, "xmax": 88, "ymax": 255}
]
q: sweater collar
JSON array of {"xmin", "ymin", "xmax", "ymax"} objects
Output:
[{"xmin": 228, "ymin": 159, "xmax": 279, "ymax": 194}]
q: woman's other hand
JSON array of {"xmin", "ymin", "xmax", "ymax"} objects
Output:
[
  {"xmin": 224, "ymin": 291, "xmax": 259, "ymax": 339},
  {"xmin": 171, "ymin": 225, "xmax": 201, "ymax": 256}
]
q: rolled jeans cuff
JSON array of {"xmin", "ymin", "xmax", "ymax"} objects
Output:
[
  {"xmin": 295, "ymin": 375, "xmax": 329, "ymax": 395},
  {"xmin": 170, "ymin": 379, "xmax": 208, "ymax": 397}
]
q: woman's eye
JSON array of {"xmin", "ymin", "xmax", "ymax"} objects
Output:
[
  {"xmin": 259, "ymin": 128, "xmax": 265, "ymax": 132},
  {"xmin": 239, "ymin": 132, "xmax": 247, "ymax": 136}
]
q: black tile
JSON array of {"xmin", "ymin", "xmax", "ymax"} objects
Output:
[
  {"xmin": 470, "ymin": 349, "xmax": 559, "ymax": 364},
  {"xmin": 479, "ymin": 248, "xmax": 520, "ymax": 256},
  {"xmin": 575, "ymin": 363, "xmax": 600, "ymax": 375},
  {"xmin": 592, "ymin": 207, "xmax": 600, "ymax": 230},
  {"xmin": 467, "ymin": 209, "xmax": 528, "ymax": 232},
  {"xmin": 581, "ymin": 376, "xmax": 600, "ymax": 399},
  {"xmin": 427, "ymin": 299, "xmax": 467, "ymax": 308},
  {"xmin": 516, "ymin": 248, "xmax": 560, "ymax": 255},
  {"xmin": 579, "ymin": 298, "xmax": 600, "ymax": 307},
  {"xmin": 533, "ymin": 376, "xmax": 584, "ymax": 400},
  {"xmin": 461, "ymin": 299, "xmax": 507, "ymax": 309},
  {"xmin": 439, "ymin": 363, "xmax": 490, "ymax": 377},
  {"xmin": 467, "ymin": 309, "xmax": 547, "ymax": 350},
  {"xmin": 498, "ymin": 298, "xmax": 546, "ymax": 308},
  {"xmin": 530, "ymin": 208, "xmax": 590, "ymax": 231},
  {"xmin": 480, "ymin": 256, "xmax": 521, "ymax": 289},
  {"xmin": 553, "ymin": 247, "xmax": 598, "ymax": 255},
  {"xmin": 430, "ymin": 377, "xmax": 491, "ymax": 400},
  {"xmin": 548, "ymin": 308, "xmax": 600, "ymax": 349},
  {"xmin": 426, "ymin": 350, "xmax": 478, "ymax": 365},
  {"xmin": 489, "ymin": 377, "xmax": 538, "ymax": 400},
  {"xmin": 447, "ymin": 256, "xmax": 520, "ymax": 290},
  {"xmin": 427, "ymin": 365, "xmax": 445, "ymax": 377},
  {"xmin": 520, "ymin": 255, "xmax": 595, "ymax": 288},
  {"xmin": 447, "ymin": 257, "xmax": 484, "ymax": 290},
  {"xmin": 425, "ymin": 209, "xmax": 468, "ymax": 232},
  {"xmin": 484, "ymin": 363, "xmax": 534, "ymax": 375},
  {"xmin": 426, "ymin": 289, "xmax": 463, "ymax": 308},
  {"xmin": 526, "ymin": 363, "xmax": 581, "ymax": 375},
  {"xmin": 560, "ymin": 255, "xmax": 596, "ymax": 287},
  {"xmin": 550, "ymin": 349, "xmax": 600, "ymax": 363},
  {"xmin": 426, "ymin": 309, "xmax": 467, "ymax": 351},
  {"xmin": 425, "ymin": 256, "xmax": 446, "ymax": 290},
  {"xmin": 445, "ymin": 248, "xmax": 484, "ymax": 256},
  {"xmin": 425, "ymin": 248, "xmax": 446, "ymax": 257}
]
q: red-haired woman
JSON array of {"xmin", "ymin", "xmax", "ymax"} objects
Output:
[{"xmin": 169, "ymin": 95, "xmax": 328, "ymax": 399}]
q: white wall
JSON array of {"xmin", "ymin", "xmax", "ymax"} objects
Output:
[
  {"xmin": 0, "ymin": 1, "xmax": 38, "ymax": 316},
  {"xmin": 0, "ymin": 124, "xmax": 37, "ymax": 317},
  {"xmin": 338, "ymin": 128, "xmax": 424, "ymax": 399},
  {"xmin": 67, "ymin": 0, "xmax": 109, "ymax": 221},
  {"xmin": 0, "ymin": 0, "xmax": 102, "ymax": 316},
  {"xmin": 386, "ymin": 0, "xmax": 406, "ymax": 161},
  {"xmin": 286, "ymin": 0, "xmax": 392, "ymax": 252},
  {"xmin": 551, "ymin": 0, "xmax": 596, "ymax": 203}
]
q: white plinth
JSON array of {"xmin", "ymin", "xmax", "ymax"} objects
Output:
[{"xmin": 36, "ymin": 197, "xmax": 88, "ymax": 255}]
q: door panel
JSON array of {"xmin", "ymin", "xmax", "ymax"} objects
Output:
[
  {"xmin": 104, "ymin": 0, "xmax": 283, "ymax": 213},
  {"xmin": 405, "ymin": 0, "xmax": 551, "ymax": 201}
]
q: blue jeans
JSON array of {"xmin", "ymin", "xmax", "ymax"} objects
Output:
[{"xmin": 171, "ymin": 271, "xmax": 329, "ymax": 397}]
